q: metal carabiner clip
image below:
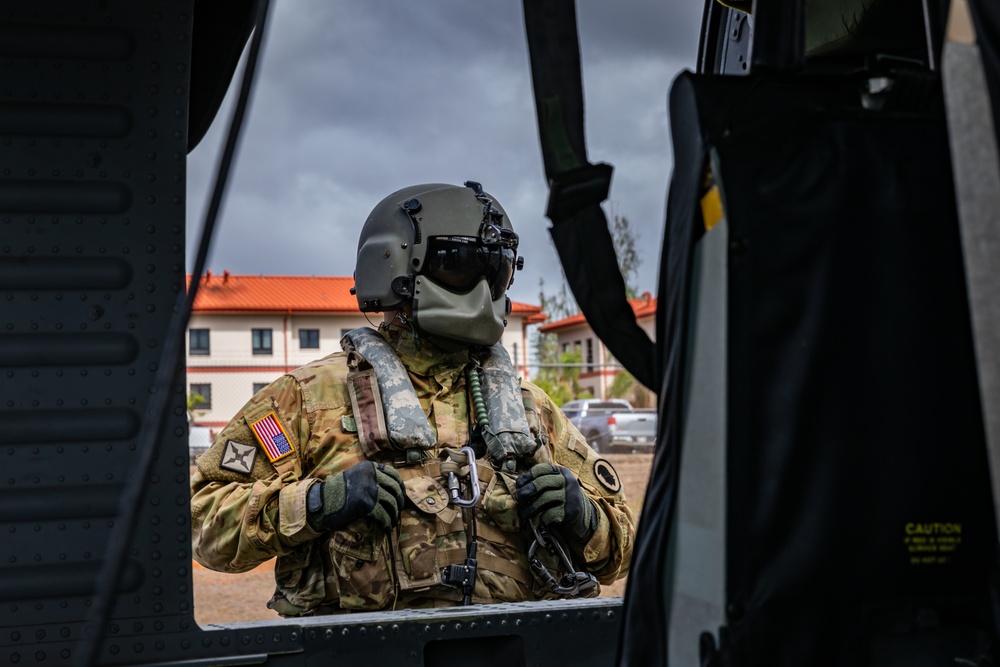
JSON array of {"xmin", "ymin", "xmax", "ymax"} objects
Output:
[
  {"xmin": 527, "ymin": 519, "xmax": 598, "ymax": 597},
  {"xmin": 447, "ymin": 445, "xmax": 480, "ymax": 508}
]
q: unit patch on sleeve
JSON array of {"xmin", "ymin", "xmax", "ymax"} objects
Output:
[
  {"xmin": 249, "ymin": 411, "xmax": 294, "ymax": 463},
  {"xmin": 593, "ymin": 458, "xmax": 622, "ymax": 493},
  {"xmin": 220, "ymin": 440, "xmax": 257, "ymax": 475}
]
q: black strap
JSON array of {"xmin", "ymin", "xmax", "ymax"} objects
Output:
[{"xmin": 522, "ymin": 0, "xmax": 659, "ymax": 393}]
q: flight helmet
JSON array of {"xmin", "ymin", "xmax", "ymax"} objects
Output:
[{"xmin": 353, "ymin": 181, "xmax": 523, "ymax": 347}]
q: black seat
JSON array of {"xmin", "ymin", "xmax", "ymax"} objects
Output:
[{"xmin": 622, "ymin": 55, "xmax": 998, "ymax": 667}]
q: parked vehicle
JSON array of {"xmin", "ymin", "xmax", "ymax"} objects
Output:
[{"xmin": 560, "ymin": 399, "xmax": 657, "ymax": 454}]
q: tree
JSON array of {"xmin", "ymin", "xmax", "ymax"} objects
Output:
[
  {"xmin": 187, "ymin": 392, "xmax": 207, "ymax": 422},
  {"xmin": 531, "ymin": 209, "xmax": 645, "ymax": 404},
  {"xmin": 607, "ymin": 370, "xmax": 655, "ymax": 408},
  {"xmin": 531, "ymin": 276, "xmax": 578, "ymax": 388},
  {"xmin": 531, "ymin": 351, "xmax": 594, "ymax": 406},
  {"xmin": 611, "ymin": 214, "xmax": 641, "ymax": 298}
]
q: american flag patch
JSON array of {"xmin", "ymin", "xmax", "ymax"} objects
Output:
[{"xmin": 249, "ymin": 411, "xmax": 294, "ymax": 462}]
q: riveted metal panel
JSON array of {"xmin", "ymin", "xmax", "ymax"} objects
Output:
[{"xmin": 0, "ymin": 2, "xmax": 198, "ymax": 664}]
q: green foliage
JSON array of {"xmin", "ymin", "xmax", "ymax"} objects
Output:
[
  {"xmin": 548, "ymin": 383, "xmax": 574, "ymax": 406},
  {"xmin": 559, "ymin": 350, "xmax": 582, "ymax": 385},
  {"xmin": 532, "ymin": 351, "xmax": 598, "ymax": 406},
  {"xmin": 187, "ymin": 392, "xmax": 206, "ymax": 421},
  {"xmin": 607, "ymin": 370, "xmax": 655, "ymax": 408},
  {"xmin": 608, "ymin": 370, "xmax": 635, "ymax": 398},
  {"xmin": 531, "ymin": 277, "xmax": 578, "ymax": 388}
]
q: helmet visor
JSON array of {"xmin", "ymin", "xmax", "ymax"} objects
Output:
[{"xmin": 422, "ymin": 236, "xmax": 516, "ymax": 300}]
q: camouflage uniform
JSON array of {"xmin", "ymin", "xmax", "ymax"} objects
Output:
[{"xmin": 190, "ymin": 323, "xmax": 635, "ymax": 614}]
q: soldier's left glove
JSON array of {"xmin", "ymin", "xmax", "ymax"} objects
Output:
[
  {"xmin": 514, "ymin": 463, "xmax": 598, "ymax": 544},
  {"xmin": 306, "ymin": 461, "xmax": 405, "ymax": 533}
]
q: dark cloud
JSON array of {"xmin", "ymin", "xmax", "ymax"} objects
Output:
[{"xmin": 187, "ymin": 0, "xmax": 702, "ymax": 309}]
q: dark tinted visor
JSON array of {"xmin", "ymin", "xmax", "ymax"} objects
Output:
[{"xmin": 422, "ymin": 236, "xmax": 516, "ymax": 300}]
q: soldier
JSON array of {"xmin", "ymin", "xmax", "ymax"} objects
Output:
[{"xmin": 190, "ymin": 181, "xmax": 635, "ymax": 614}]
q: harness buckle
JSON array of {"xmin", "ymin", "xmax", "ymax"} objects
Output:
[{"xmin": 441, "ymin": 537, "xmax": 479, "ymax": 605}]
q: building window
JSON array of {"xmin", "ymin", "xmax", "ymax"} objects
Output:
[
  {"xmin": 561, "ymin": 342, "xmax": 569, "ymax": 354},
  {"xmin": 252, "ymin": 382, "xmax": 269, "ymax": 395},
  {"xmin": 341, "ymin": 328, "xmax": 354, "ymax": 338},
  {"xmin": 252, "ymin": 328, "xmax": 273, "ymax": 355},
  {"xmin": 189, "ymin": 328, "xmax": 210, "ymax": 355},
  {"xmin": 190, "ymin": 383, "xmax": 212, "ymax": 410},
  {"xmin": 586, "ymin": 338, "xmax": 594, "ymax": 372},
  {"xmin": 299, "ymin": 328, "xmax": 320, "ymax": 349}
]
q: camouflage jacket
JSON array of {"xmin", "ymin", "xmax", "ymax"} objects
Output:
[{"xmin": 190, "ymin": 323, "xmax": 635, "ymax": 614}]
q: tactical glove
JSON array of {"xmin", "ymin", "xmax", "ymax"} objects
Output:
[
  {"xmin": 306, "ymin": 461, "xmax": 405, "ymax": 532},
  {"xmin": 514, "ymin": 463, "xmax": 598, "ymax": 544}
]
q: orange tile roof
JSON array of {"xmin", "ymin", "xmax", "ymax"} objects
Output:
[
  {"xmin": 187, "ymin": 272, "xmax": 543, "ymax": 317},
  {"xmin": 538, "ymin": 292, "xmax": 656, "ymax": 333}
]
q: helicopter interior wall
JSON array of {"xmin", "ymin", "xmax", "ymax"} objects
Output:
[
  {"xmin": 666, "ymin": 209, "xmax": 729, "ymax": 666},
  {"xmin": 0, "ymin": 2, "xmax": 232, "ymax": 664},
  {"xmin": 968, "ymin": 0, "xmax": 1000, "ymax": 149},
  {"xmin": 713, "ymin": 74, "xmax": 995, "ymax": 664},
  {"xmin": 620, "ymin": 17, "xmax": 999, "ymax": 661}
]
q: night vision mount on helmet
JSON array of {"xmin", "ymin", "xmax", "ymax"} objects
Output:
[{"xmin": 353, "ymin": 181, "xmax": 524, "ymax": 347}]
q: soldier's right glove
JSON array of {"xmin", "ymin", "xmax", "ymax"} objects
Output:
[{"xmin": 306, "ymin": 461, "xmax": 405, "ymax": 532}]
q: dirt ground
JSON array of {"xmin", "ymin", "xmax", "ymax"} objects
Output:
[{"xmin": 193, "ymin": 453, "xmax": 654, "ymax": 626}]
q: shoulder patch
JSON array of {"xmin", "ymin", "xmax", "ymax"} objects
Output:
[
  {"xmin": 249, "ymin": 411, "xmax": 294, "ymax": 463},
  {"xmin": 593, "ymin": 458, "xmax": 622, "ymax": 493},
  {"xmin": 220, "ymin": 440, "xmax": 257, "ymax": 475}
]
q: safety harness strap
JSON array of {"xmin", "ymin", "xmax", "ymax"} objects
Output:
[{"xmin": 522, "ymin": 0, "xmax": 659, "ymax": 393}]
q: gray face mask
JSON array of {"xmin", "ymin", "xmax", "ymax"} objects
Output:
[{"xmin": 411, "ymin": 276, "xmax": 508, "ymax": 347}]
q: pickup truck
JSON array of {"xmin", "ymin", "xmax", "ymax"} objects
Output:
[{"xmin": 560, "ymin": 399, "xmax": 657, "ymax": 454}]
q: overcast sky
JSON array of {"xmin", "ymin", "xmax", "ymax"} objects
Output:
[{"xmin": 186, "ymin": 1, "xmax": 703, "ymax": 308}]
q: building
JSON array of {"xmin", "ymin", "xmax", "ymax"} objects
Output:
[
  {"xmin": 537, "ymin": 292, "xmax": 657, "ymax": 402},
  {"xmin": 186, "ymin": 272, "xmax": 545, "ymax": 429}
]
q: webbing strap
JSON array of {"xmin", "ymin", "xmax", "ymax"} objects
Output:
[
  {"xmin": 345, "ymin": 352, "xmax": 388, "ymax": 458},
  {"xmin": 475, "ymin": 552, "xmax": 533, "ymax": 586},
  {"xmin": 522, "ymin": 0, "xmax": 659, "ymax": 392}
]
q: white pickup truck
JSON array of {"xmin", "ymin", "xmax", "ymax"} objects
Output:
[{"xmin": 560, "ymin": 398, "xmax": 657, "ymax": 454}]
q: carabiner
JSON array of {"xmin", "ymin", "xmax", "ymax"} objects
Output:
[
  {"xmin": 527, "ymin": 519, "xmax": 598, "ymax": 597},
  {"xmin": 446, "ymin": 446, "xmax": 481, "ymax": 508}
]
